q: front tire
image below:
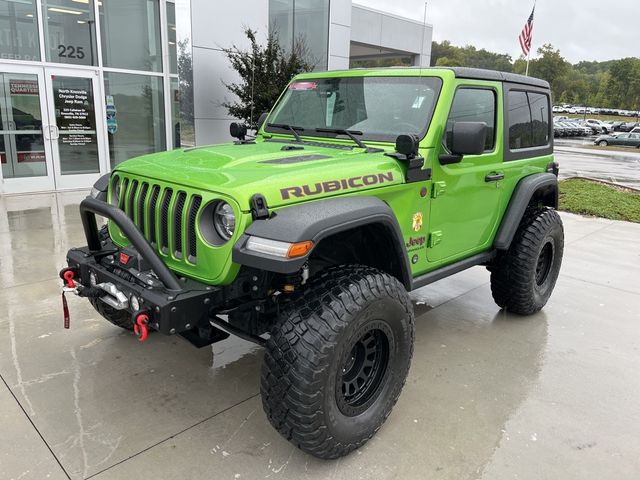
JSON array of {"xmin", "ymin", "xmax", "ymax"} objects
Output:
[
  {"xmin": 598, "ymin": 140, "xmax": 608, "ymax": 146},
  {"xmin": 489, "ymin": 208, "xmax": 564, "ymax": 315},
  {"xmin": 261, "ymin": 266, "xmax": 414, "ymax": 459}
]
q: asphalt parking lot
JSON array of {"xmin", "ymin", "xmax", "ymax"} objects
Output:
[
  {"xmin": 1, "ymin": 190, "xmax": 640, "ymax": 480},
  {"xmin": 555, "ymin": 137, "xmax": 640, "ymax": 189}
]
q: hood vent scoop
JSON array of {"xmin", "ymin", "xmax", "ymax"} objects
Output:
[{"xmin": 260, "ymin": 154, "xmax": 331, "ymax": 165}]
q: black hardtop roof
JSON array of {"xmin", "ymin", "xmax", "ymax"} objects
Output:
[{"xmin": 445, "ymin": 67, "xmax": 550, "ymax": 89}]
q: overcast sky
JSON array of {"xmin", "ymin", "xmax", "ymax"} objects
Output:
[{"xmin": 356, "ymin": 0, "xmax": 639, "ymax": 64}]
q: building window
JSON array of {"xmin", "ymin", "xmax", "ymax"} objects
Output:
[
  {"xmin": 99, "ymin": 0, "xmax": 162, "ymax": 72},
  {"xmin": 508, "ymin": 90, "xmax": 550, "ymax": 150},
  {"xmin": 103, "ymin": 72, "xmax": 165, "ymax": 167},
  {"xmin": 446, "ymin": 88, "xmax": 496, "ymax": 151},
  {"xmin": 167, "ymin": 0, "xmax": 177, "ymax": 74},
  {"xmin": 0, "ymin": 0, "xmax": 40, "ymax": 62},
  {"xmin": 269, "ymin": 0, "xmax": 329, "ymax": 70},
  {"xmin": 42, "ymin": 0, "xmax": 98, "ymax": 66}
]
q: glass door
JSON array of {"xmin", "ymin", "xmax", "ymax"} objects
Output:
[
  {"xmin": 0, "ymin": 66, "xmax": 55, "ymax": 194},
  {"xmin": 44, "ymin": 69, "xmax": 107, "ymax": 190}
]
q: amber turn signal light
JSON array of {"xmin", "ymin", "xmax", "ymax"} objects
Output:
[{"xmin": 287, "ymin": 240, "xmax": 314, "ymax": 258}]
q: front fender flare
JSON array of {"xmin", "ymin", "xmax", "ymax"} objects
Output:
[{"xmin": 232, "ymin": 196, "xmax": 412, "ymax": 289}]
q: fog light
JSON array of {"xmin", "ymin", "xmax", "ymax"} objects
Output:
[{"xmin": 89, "ymin": 272, "xmax": 97, "ymax": 286}]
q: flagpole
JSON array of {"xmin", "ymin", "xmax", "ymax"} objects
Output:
[{"xmin": 525, "ymin": 50, "xmax": 530, "ymax": 77}]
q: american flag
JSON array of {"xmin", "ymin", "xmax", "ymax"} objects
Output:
[{"xmin": 519, "ymin": 6, "xmax": 535, "ymax": 57}]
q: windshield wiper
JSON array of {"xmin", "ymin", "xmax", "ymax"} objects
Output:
[
  {"xmin": 267, "ymin": 123, "xmax": 304, "ymax": 142},
  {"xmin": 315, "ymin": 128, "xmax": 368, "ymax": 150}
]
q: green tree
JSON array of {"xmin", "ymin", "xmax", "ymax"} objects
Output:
[
  {"xmin": 528, "ymin": 44, "xmax": 570, "ymax": 99},
  {"xmin": 221, "ymin": 28, "xmax": 313, "ymax": 126}
]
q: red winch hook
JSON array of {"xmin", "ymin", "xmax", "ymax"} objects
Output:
[{"xmin": 134, "ymin": 313, "xmax": 150, "ymax": 343}]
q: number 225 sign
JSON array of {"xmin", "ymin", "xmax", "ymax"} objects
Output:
[{"xmin": 58, "ymin": 44, "xmax": 86, "ymax": 60}]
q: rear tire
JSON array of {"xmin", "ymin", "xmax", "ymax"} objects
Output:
[
  {"xmin": 489, "ymin": 208, "xmax": 564, "ymax": 315},
  {"xmin": 89, "ymin": 297, "xmax": 134, "ymax": 330},
  {"xmin": 261, "ymin": 266, "xmax": 414, "ymax": 459}
]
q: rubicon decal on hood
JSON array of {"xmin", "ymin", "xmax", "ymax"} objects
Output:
[{"xmin": 280, "ymin": 172, "xmax": 395, "ymax": 200}]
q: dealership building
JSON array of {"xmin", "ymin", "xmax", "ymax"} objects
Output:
[{"xmin": 0, "ymin": 0, "xmax": 432, "ymax": 194}]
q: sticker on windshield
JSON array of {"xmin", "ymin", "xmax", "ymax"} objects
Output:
[
  {"xmin": 412, "ymin": 96, "xmax": 426, "ymax": 109},
  {"xmin": 289, "ymin": 81, "xmax": 318, "ymax": 91}
]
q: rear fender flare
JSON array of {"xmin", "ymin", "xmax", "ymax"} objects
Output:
[{"xmin": 493, "ymin": 172, "xmax": 559, "ymax": 250}]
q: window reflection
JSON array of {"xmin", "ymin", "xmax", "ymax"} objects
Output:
[
  {"xmin": 99, "ymin": 0, "xmax": 162, "ymax": 72},
  {"xmin": 269, "ymin": 0, "xmax": 329, "ymax": 70},
  {"xmin": 104, "ymin": 72, "xmax": 165, "ymax": 167},
  {"xmin": 0, "ymin": 0, "xmax": 40, "ymax": 61},
  {"xmin": 42, "ymin": 0, "xmax": 97, "ymax": 66}
]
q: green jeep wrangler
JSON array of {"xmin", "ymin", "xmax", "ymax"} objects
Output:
[{"xmin": 62, "ymin": 67, "xmax": 563, "ymax": 459}]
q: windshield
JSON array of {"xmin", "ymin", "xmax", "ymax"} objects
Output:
[{"xmin": 265, "ymin": 76, "xmax": 442, "ymax": 142}]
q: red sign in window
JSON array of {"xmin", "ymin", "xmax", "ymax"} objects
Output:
[
  {"xmin": 9, "ymin": 80, "xmax": 39, "ymax": 95},
  {"xmin": 17, "ymin": 151, "xmax": 46, "ymax": 163},
  {"xmin": 288, "ymin": 81, "xmax": 318, "ymax": 91}
]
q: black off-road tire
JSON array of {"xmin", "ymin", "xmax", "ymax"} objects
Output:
[
  {"xmin": 89, "ymin": 297, "xmax": 134, "ymax": 330},
  {"xmin": 261, "ymin": 266, "xmax": 415, "ymax": 459},
  {"xmin": 490, "ymin": 208, "xmax": 564, "ymax": 315}
]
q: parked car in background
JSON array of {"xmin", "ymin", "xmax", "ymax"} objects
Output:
[
  {"xmin": 594, "ymin": 132, "xmax": 640, "ymax": 147},
  {"xmin": 585, "ymin": 119, "xmax": 609, "ymax": 134},
  {"xmin": 630, "ymin": 127, "xmax": 640, "ymax": 135},
  {"xmin": 618, "ymin": 122, "xmax": 639, "ymax": 132},
  {"xmin": 553, "ymin": 122, "xmax": 567, "ymax": 137}
]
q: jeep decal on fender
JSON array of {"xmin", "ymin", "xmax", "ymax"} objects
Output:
[{"xmin": 280, "ymin": 172, "xmax": 395, "ymax": 200}]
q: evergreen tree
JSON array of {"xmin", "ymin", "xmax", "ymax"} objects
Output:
[{"xmin": 222, "ymin": 28, "xmax": 313, "ymax": 126}]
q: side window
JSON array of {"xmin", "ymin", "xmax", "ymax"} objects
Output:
[
  {"xmin": 445, "ymin": 88, "xmax": 496, "ymax": 152},
  {"xmin": 529, "ymin": 92, "xmax": 550, "ymax": 146},
  {"xmin": 508, "ymin": 90, "xmax": 551, "ymax": 150},
  {"xmin": 507, "ymin": 91, "xmax": 531, "ymax": 149}
]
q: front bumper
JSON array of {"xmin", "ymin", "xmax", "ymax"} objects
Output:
[{"xmin": 65, "ymin": 197, "xmax": 223, "ymax": 336}]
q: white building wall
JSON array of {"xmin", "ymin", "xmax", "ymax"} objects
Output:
[
  {"xmin": 351, "ymin": 4, "xmax": 432, "ymax": 66},
  {"xmin": 328, "ymin": 0, "xmax": 352, "ymax": 70},
  {"xmin": 190, "ymin": 0, "xmax": 269, "ymax": 145}
]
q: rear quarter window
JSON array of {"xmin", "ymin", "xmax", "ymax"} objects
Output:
[{"xmin": 507, "ymin": 89, "xmax": 551, "ymax": 151}]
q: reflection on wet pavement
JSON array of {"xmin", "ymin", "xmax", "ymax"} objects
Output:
[
  {"xmin": 555, "ymin": 139, "xmax": 640, "ymax": 188},
  {"xmin": 1, "ymin": 191, "xmax": 639, "ymax": 480}
]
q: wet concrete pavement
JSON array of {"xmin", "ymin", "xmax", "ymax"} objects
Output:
[
  {"xmin": 1, "ymin": 191, "xmax": 639, "ymax": 480},
  {"xmin": 555, "ymin": 137, "xmax": 640, "ymax": 189}
]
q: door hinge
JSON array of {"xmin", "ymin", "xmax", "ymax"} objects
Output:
[
  {"xmin": 432, "ymin": 181, "xmax": 446, "ymax": 198},
  {"xmin": 428, "ymin": 231, "xmax": 443, "ymax": 248}
]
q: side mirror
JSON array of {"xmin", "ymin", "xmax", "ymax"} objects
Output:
[
  {"xmin": 440, "ymin": 121, "xmax": 487, "ymax": 165},
  {"xmin": 230, "ymin": 122, "xmax": 247, "ymax": 141},
  {"xmin": 256, "ymin": 112, "xmax": 269, "ymax": 131},
  {"xmin": 451, "ymin": 121, "xmax": 487, "ymax": 155}
]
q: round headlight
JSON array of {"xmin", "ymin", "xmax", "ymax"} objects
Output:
[{"xmin": 213, "ymin": 202, "xmax": 236, "ymax": 240}]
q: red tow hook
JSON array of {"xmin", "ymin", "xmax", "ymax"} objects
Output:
[
  {"xmin": 63, "ymin": 270, "xmax": 76, "ymax": 289},
  {"xmin": 61, "ymin": 269, "xmax": 77, "ymax": 329},
  {"xmin": 134, "ymin": 313, "xmax": 150, "ymax": 343}
]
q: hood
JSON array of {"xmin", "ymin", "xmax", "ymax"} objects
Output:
[{"xmin": 114, "ymin": 139, "xmax": 405, "ymax": 210}]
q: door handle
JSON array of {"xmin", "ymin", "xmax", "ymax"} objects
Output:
[
  {"xmin": 485, "ymin": 172, "xmax": 505, "ymax": 182},
  {"xmin": 51, "ymin": 125, "xmax": 59, "ymax": 140}
]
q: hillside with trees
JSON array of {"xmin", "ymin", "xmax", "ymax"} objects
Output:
[{"xmin": 431, "ymin": 40, "xmax": 640, "ymax": 111}]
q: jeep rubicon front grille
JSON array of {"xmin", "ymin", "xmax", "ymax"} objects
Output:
[{"xmin": 111, "ymin": 175, "xmax": 202, "ymax": 264}]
